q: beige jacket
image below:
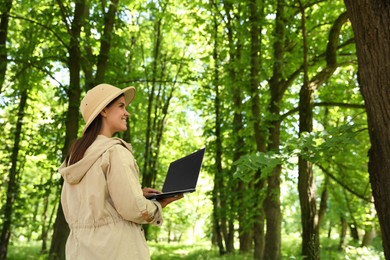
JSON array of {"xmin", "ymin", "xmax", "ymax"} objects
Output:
[{"xmin": 60, "ymin": 135, "xmax": 163, "ymax": 260}]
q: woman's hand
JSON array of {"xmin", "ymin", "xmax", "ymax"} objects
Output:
[
  {"xmin": 142, "ymin": 187, "xmax": 161, "ymax": 198},
  {"xmin": 158, "ymin": 194, "xmax": 184, "ymax": 208}
]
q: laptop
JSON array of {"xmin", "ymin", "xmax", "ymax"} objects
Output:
[{"xmin": 147, "ymin": 148, "xmax": 205, "ymax": 200}]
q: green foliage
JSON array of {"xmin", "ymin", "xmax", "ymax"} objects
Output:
[
  {"xmin": 234, "ymin": 123, "xmax": 365, "ymax": 181},
  {"xmin": 233, "ymin": 152, "xmax": 282, "ymax": 182},
  {"xmin": 284, "ymin": 123, "xmax": 364, "ymax": 164}
]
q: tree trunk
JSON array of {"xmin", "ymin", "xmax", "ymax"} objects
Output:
[
  {"xmin": 296, "ymin": 5, "xmax": 349, "ymax": 259},
  {"xmin": 142, "ymin": 16, "xmax": 162, "ymax": 189},
  {"xmin": 211, "ymin": 14, "xmax": 225, "ymax": 255},
  {"xmin": 249, "ymin": 1, "xmax": 267, "ymax": 259},
  {"xmin": 0, "ymin": 0, "xmax": 13, "ymax": 94},
  {"xmin": 40, "ymin": 192, "xmax": 50, "ymax": 253},
  {"xmin": 140, "ymin": 8, "xmax": 177, "ymax": 239},
  {"xmin": 349, "ymin": 223, "xmax": 359, "ymax": 242},
  {"xmin": 49, "ymin": 0, "xmax": 87, "ymax": 259},
  {"xmin": 318, "ymin": 186, "xmax": 328, "ymax": 227},
  {"xmin": 361, "ymin": 225, "xmax": 376, "ymax": 247},
  {"xmin": 222, "ymin": 0, "xmax": 247, "ymax": 253},
  {"xmin": 361, "ymin": 203, "xmax": 377, "ymax": 247},
  {"xmin": 338, "ymin": 216, "xmax": 347, "ymax": 251},
  {"xmin": 264, "ymin": 0, "xmax": 285, "ymax": 258},
  {"xmin": 297, "ymin": 1, "xmax": 319, "ymax": 258},
  {"xmin": 95, "ymin": 0, "xmax": 119, "ymax": 84},
  {"xmin": 343, "ymin": 1, "xmax": 390, "ymax": 258},
  {"xmin": 0, "ymin": 89, "xmax": 28, "ymax": 260}
]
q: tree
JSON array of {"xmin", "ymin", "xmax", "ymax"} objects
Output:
[
  {"xmin": 49, "ymin": 1, "xmax": 87, "ymax": 258},
  {"xmin": 249, "ymin": 0, "xmax": 267, "ymax": 258},
  {"xmin": 297, "ymin": 0, "xmax": 349, "ymax": 256},
  {"xmin": 343, "ymin": 0, "xmax": 390, "ymax": 258},
  {"xmin": 262, "ymin": 0, "xmax": 286, "ymax": 258},
  {"xmin": 0, "ymin": 12, "xmax": 44, "ymax": 258},
  {"xmin": 210, "ymin": 9, "xmax": 226, "ymax": 255},
  {"xmin": 0, "ymin": 88, "xmax": 28, "ymax": 260}
]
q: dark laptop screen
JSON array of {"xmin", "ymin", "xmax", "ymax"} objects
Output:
[{"xmin": 162, "ymin": 148, "xmax": 205, "ymax": 193}]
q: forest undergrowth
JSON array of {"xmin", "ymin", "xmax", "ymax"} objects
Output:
[{"xmin": 7, "ymin": 235, "xmax": 384, "ymax": 260}]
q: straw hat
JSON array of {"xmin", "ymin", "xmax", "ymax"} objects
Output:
[{"xmin": 80, "ymin": 83, "xmax": 136, "ymax": 135}]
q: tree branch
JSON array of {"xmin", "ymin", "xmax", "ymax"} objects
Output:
[
  {"xmin": 280, "ymin": 101, "xmax": 365, "ymax": 121},
  {"xmin": 317, "ymin": 164, "xmax": 372, "ymax": 203},
  {"xmin": 9, "ymin": 14, "xmax": 68, "ymax": 50}
]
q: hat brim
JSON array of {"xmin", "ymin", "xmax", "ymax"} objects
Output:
[{"xmin": 82, "ymin": 86, "xmax": 136, "ymax": 135}]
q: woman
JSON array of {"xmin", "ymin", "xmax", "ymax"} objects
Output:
[{"xmin": 60, "ymin": 83, "xmax": 182, "ymax": 259}]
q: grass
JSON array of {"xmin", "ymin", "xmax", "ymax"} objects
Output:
[
  {"xmin": 6, "ymin": 238, "xmax": 384, "ymax": 260},
  {"xmin": 7, "ymin": 242, "xmax": 47, "ymax": 260},
  {"xmin": 150, "ymin": 242, "xmax": 252, "ymax": 260}
]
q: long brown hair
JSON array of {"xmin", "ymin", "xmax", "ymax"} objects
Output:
[{"xmin": 66, "ymin": 94, "xmax": 124, "ymax": 166}]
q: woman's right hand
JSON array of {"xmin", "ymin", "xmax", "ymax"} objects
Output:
[{"xmin": 158, "ymin": 194, "xmax": 184, "ymax": 208}]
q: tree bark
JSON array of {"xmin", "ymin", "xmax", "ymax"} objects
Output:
[
  {"xmin": 361, "ymin": 226, "xmax": 376, "ymax": 247},
  {"xmin": 249, "ymin": 0, "xmax": 267, "ymax": 259},
  {"xmin": 343, "ymin": 0, "xmax": 390, "ymax": 258},
  {"xmin": 211, "ymin": 15, "xmax": 226, "ymax": 254},
  {"xmin": 223, "ymin": 0, "xmax": 248, "ymax": 253},
  {"xmin": 297, "ymin": 1, "xmax": 320, "ymax": 258},
  {"xmin": 264, "ymin": 0, "xmax": 285, "ymax": 258},
  {"xmin": 142, "ymin": 16, "xmax": 162, "ymax": 190},
  {"xmin": 338, "ymin": 216, "xmax": 347, "ymax": 251},
  {"xmin": 95, "ymin": 0, "xmax": 119, "ymax": 84},
  {"xmin": 297, "ymin": 6, "xmax": 349, "ymax": 259}
]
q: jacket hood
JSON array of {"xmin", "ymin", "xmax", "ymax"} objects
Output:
[{"xmin": 60, "ymin": 135, "xmax": 132, "ymax": 184}]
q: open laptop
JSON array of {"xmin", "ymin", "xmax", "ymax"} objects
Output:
[{"xmin": 147, "ymin": 148, "xmax": 205, "ymax": 200}]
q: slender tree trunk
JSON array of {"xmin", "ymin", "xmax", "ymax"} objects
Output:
[
  {"xmin": 343, "ymin": 188, "xmax": 360, "ymax": 243},
  {"xmin": 263, "ymin": 0, "xmax": 285, "ymax": 258},
  {"xmin": 40, "ymin": 193, "xmax": 50, "ymax": 253},
  {"xmin": 343, "ymin": 1, "xmax": 390, "ymax": 257},
  {"xmin": 0, "ymin": 88, "xmax": 28, "ymax": 260},
  {"xmin": 361, "ymin": 226, "xmax": 376, "ymax": 247},
  {"xmin": 0, "ymin": 0, "xmax": 13, "ymax": 94},
  {"xmin": 140, "ymin": 7, "xmax": 177, "ymax": 239},
  {"xmin": 361, "ymin": 203, "xmax": 376, "ymax": 247},
  {"xmin": 249, "ymin": 1, "xmax": 267, "ymax": 258},
  {"xmin": 94, "ymin": 0, "xmax": 119, "ymax": 84},
  {"xmin": 210, "ymin": 0, "xmax": 241, "ymax": 254},
  {"xmin": 297, "ymin": 1, "xmax": 319, "ymax": 258},
  {"xmin": 142, "ymin": 17, "xmax": 162, "ymax": 189},
  {"xmin": 338, "ymin": 216, "xmax": 347, "ymax": 251},
  {"xmin": 223, "ymin": 1, "xmax": 250, "ymax": 253},
  {"xmin": 211, "ymin": 15, "xmax": 226, "ymax": 255},
  {"xmin": 296, "ymin": 5, "xmax": 349, "ymax": 259},
  {"xmin": 349, "ymin": 223, "xmax": 359, "ymax": 242},
  {"xmin": 42, "ymin": 132, "xmax": 62, "ymax": 254}
]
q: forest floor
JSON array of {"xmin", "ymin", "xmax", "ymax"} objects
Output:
[{"xmin": 6, "ymin": 237, "xmax": 385, "ymax": 259}]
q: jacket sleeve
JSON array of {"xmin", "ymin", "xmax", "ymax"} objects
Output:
[{"xmin": 104, "ymin": 144, "xmax": 163, "ymax": 226}]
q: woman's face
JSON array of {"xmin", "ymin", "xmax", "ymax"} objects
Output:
[{"xmin": 100, "ymin": 96, "xmax": 129, "ymax": 137}]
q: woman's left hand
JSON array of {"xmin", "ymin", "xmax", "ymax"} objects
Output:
[
  {"xmin": 158, "ymin": 194, "xmax": 184, "ymax": 208},
  {"xmin": 142, "ymin": 187, "xmax": 161, "ymax": 198}
]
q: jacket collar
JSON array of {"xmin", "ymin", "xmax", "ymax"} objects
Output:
[{"xmin": 60, "ymin": 135, "xmax": 131, "ymax": 184}]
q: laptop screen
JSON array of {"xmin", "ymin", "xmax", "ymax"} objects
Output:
[{"xmin": 162, "ymin": 148, "xmax": 205, "ymax": 193}]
